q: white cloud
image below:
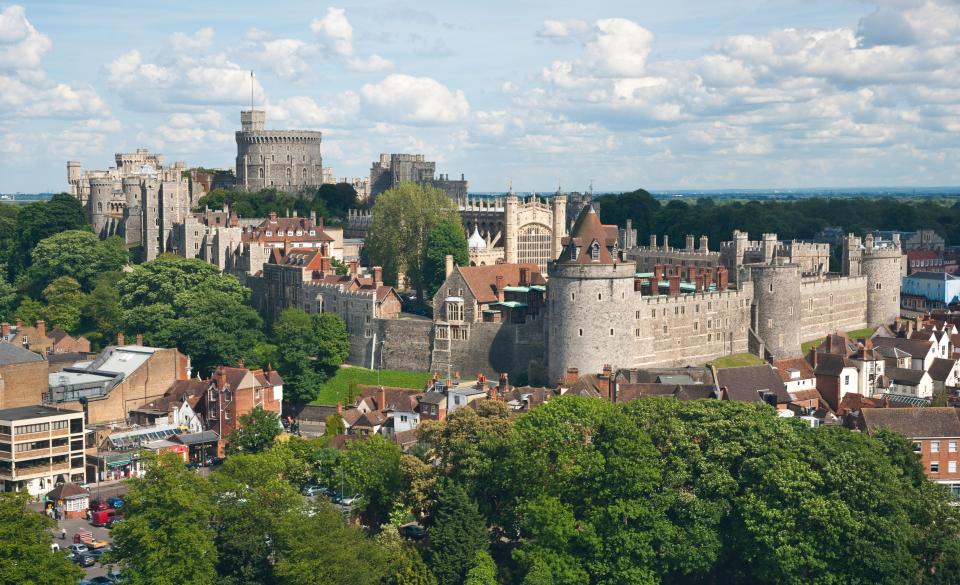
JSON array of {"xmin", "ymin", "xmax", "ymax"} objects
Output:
[
  {"xmin": 537, "ymin": 19, "xmax": 589, "ymax": 40},
  {"xmin": 0, "ymin": 5, "xmax": 51, "ymax": 71},
  {"xmin": 309, "ymin": 7, "xmax": 393, "ymax": 72},
  {"xmin": 361, "ymin": 74, "xmax": 469, "ymax": 124},
  {"xmin": 259, "ymin": 38, "xmax": 317, "ymax": 79},
  {"xmin": 169, "ymin": 28, "xmax": 215, "ymax": 51},
  {"xmin": 106, "ymin": 50, "xmax": 176, "ymax": 89},
  {"xmin": 268, "ymin": 93, "xmax": 359, "ymax": 127},
  {"xmin": 585, "ymin": 18, "xmax": 654, "ymax": 77}
]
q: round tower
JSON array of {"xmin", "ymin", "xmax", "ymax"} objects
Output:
[
  {"xmin": 122, "ymin": 177, "xmax": 143, "ymax": 247},
  {"xmin": 547, "ymin": 205, "xmax": 635, "ymax": 384},
  {"xmin": 88, "ymin": 177, "xmax": 115, "ymax": 237},
  {"xmin": 862, "ymin": 236, "xmax": 902, "ymax": 327},
  {"xmin": 750, "ymin": 260, "xmax": 802, "ymax": 359}
]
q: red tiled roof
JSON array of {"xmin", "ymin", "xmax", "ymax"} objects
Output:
[
  {"xmin": 773, "ymin": 357, "xmax": 815, "ymax": 382},
  {"xmin": 557, "ymin": 205, "xmax": 618, "ymax": 265},
  {"xmin": 458, "ymin": 264, "xmax": 545, "ymax": 304}
]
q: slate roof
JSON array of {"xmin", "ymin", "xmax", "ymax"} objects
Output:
[
  {"xmin": 872, "ymin": 336, "xmax": 934, "ymax": 359},
  {"xmin": 418, "ymin": 392, "xmax": 446, "ymax": 405},
  {"xmin": 0, "ymin": 341, "xmax": 44, "ymax": 366},
  {"xmin": 615, "ymin": 383, "xmax": 715, "ymax": 402},
  {"xmin": 715, "ymin": 365, "xmax": 791, "ymax": 404},
  {"xmin": 876, "ymin": 345, "xmax": 911, "ymax": 359},
  {"xmin": 861, "ymin": 407, "xmax": 960, "ymax": 438},
  {"xmin": 46, "ymin": 483, "xmax": 88, "ymax": 500},
  {"xmin": 356, "ymin": 386, "xmax": 423, "ymax": 412},
  {"xmin": 814, "ymin": 353, "xmax": 857, "ymax": 377},
  {"xmin": 887, "ymin": 367, "xmax": 926, "ymax": 385},
  {"xmin": 928, "ymin": 358, "xmax": 957, "ymax": 383},
  {"xmin": 172, "ymin": 430, "xmax": 219, "ymax": 445}
]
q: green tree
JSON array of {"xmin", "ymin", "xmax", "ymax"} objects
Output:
[
  {"xmin": 41, "ymin": 276, "xmax": 85, "ymax": 332},
  {"xmin": 0, "ymin": 273, "xmax": 17, "ymax": 322},
  {"xmin": 83, "ymin": 272, "xmax": 123, "ymax": 347},
  {"xmin": 422, "ymin": 219, "xmax": 469, "ymax": 298},
  {"xmin": 28, "ymin": 230, "xmax": 127, "ymax": 292},
  {"xmin": 379, "ymin": 526, "xmax": 438, "ymax": 585},
  {"xmin": 428, "ymin": 481, "xmax": 488, "ymax": 585},
  {"xmin": 463, "ymin": 551, "xmax": 497, "ymax": 585},
  {"xmin": 338, "ymin": 434, "xmax": 403, "ymax": 526},
  {"xmin": 520, "ymin": 560, "xmax": 553, "ymax": 585},
  {"xmin": 325, "ymin": 413, "xmax": 346, "ymax": 436},
  {"xmin": 366, "ymin": 182, "xmax": 460, "ymax": 301},
  {"xmin": 11, "ymin": 193, "xmax": 87, "ymax": 279},
  {"xmin": 226, "ymin": 406, "xmax": 282, "ymax": 455},
  {"xmin": 0, "ymin": 492, "xmax": 84, "ymax": 585},
  {"xmin": 243, "ymin": 342, "xmax": 280, "ymax": 370},
  {"xmin": 109, "ymin": 452, "xmax": 217, "ymax": 585},
  {"xmin": 13, "ymin": 297, "xmax": 44, "ymax": 325},
  {"xmin": 312, "ymin": 312, "xmax": 349, "ymax": 375},
  {"xmin": 315, "ymin": 182, "xmax": 359, "ymax": 217}
]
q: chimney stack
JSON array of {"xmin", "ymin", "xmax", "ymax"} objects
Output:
[
  {"xmin": 686, "ymin": 235, "xmax": 695, "ymax": 251},
  {"xmin": 716, "ymin": 266, "xmax": 728, "ymax": 290},
  {"xmin": 445, "ymin": 254, "xmax": 454, "ymax": 278},
  {"xmin": 668, "ymin": 274, "xmax": 681, "ymax": 296},
  {"xmin": 373, "ymin": 266, "xmax": 383, "ymax": 288},
  {"xmin": 336, "ymin": 402, "xmax": 343, "ymax": 415},
  {"xmin": 36, "ymin": 320, "xmax": 45, "ymax": 339},
  {"xmin": 135, "ymin": 333, "xmax": 143, "ymax": 346},
  {"xmin": 700, "ymin": 235, "xmax": 709, "ymax": 252},
  {"xmin": 808, "ymin": 347, "xmax": 818, "ymax": 369},
  {"xmin": 653, "ymin": 264, "xmax": 663, "ymax": 287},
  {"xmin": 0, "ymin": 322, "xmax": 9, "ymax": 338},
  {"xmin": 348, "ymin": 260, "xmax": 358, "ymax": 276},
  {"xmin": 687, "ymin": 266, "xmax": 697, "ymax": 283},
  {"xmin": 663, "ymin": 235, "xmax": 669, "ymax": 250},
  {"xmin": 116, "ymin": 332, "xmax": 125, "ymax": 346},
  {"xmin": 564, "ymin": 367, "xmax": 579, "ymax": 385},
  {"xmin": 498, "ymin": 372, "xmax": 508, "ymax": 397},
  {"xmin": 601, "ymin": 364, "xmax": 613, "ymax": 400},
  {"xmin": 496, "ymin": 275, "xmax": 505, "ymax": 302},
  {"xmin": 519, "ymin": 267, "xmax": 529, "ymax": 286},
  {"xmin": 649, "ymin": 234, "xmax": 657, "ymax": 249},
  {"xmin": 217, "ymin": 366, "xmax": 227, "ymax": 387}
]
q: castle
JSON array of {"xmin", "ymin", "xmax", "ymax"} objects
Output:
[
  {"xmin": 234, "ymin": 109, "xmax": 324, "ymax": 192},
  {"xmin": 369, "ymin": 153, "xmax": 468, "ymax": 201},
  {"xmin": 66, "ymin": 149, "xmax": 197, "ymax": 260}
]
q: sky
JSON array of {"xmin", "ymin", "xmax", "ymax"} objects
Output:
[{"xmin": 1, "ymin": 0, "xmax": 959, "ymax": 193}]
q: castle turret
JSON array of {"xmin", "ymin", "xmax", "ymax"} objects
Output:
[
  {"xmin": 862, "ymin": 238, "xmax": 902, "ymax": 327},
  {"xmin": 504, "ymin": 191, "xmax": 518, "ymax": 263},
  {"xmin": 141, "ymin": 177, "xmax": 161, "ymax": 261},
  {"xmin": 88, "ymin": 177, "xmax": 115, "ymax": 237},
  {"xmin": 842, "ymin": 233, "xmax": 862, "ymax": 277},
  {"xmin": 67, "ymin": 161, "xmax": 82, "ymax": 199},
  {"xmin": 122, "ymin": 177, "xmax": 143, "ymax": 247},
  {"xmin": 547, "ymin": 205, "xmax": 634, "ymax": 384},
  {"xmin": 550, "ymin": 191, "xmax": 567, "ymax": 264},
  {"xmin": 750, "ymin": 259, "xmax": 802, "ymax": 359}
]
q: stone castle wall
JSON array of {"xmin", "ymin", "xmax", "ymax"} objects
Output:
[
  {"xmin": 798, "ymin": 275, "xmax": 868, "ymax": 341},
  {"xmin": 235, "ymin": 130, "xmax": 323, "ymax": 192}
]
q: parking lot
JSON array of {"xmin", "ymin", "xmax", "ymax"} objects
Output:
[{"xmin": 32, "ymin": 481, "xmax": 127, "ymax": 580}]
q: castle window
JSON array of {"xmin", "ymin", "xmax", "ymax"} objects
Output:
[
  {"xmin": 636, "ymin": 311, "xmax": 640, "ymax": 319},
  {"xmin": 635, "ymin": 328, "xmax": 640, "ymax": 337},
  {"xmin": 286, "ymin": 168, "xmax": 292, "ymax": 181},
  {"xmin": 788, "ymin": 307, "xmax": 793, "ymax": 316},
  {"xmin": 578, "ymin": 329, "xmax": 583, "ymax": 337},
  {"xmin": 694, "ymin": 322, "xmax": 699, "ymax": 331},
  {"xmin": 876, "ymin": 283, "xmax": 882, "ymax": 290},
  {"xmin": 302, "ymin": 168, "xmax": 307, "ymax": 181},
  {"xmin": 708, "ymin": 333, "xmax": 712, "ymax": 342},
  {"xmin": 590, "ymin": 242, "xmax": 600, "ymax": 261},
  {"xmin": 768, "ymin": 283, "xmax": 774, "ymax": 292},
  {"xmin": 610, "ymin": 328, "xmax": 614, "ymax": 336},
  {"xmin": 259, "ymin": 168, "xmax": 264, "ymax": 179},
  {"xmin": 662, "ymin": 325, "xmax": 668, "ymax": 334},
  {"xmin": 696, "ymin": 304, "xmax": 700, "ymax": 313},
  {"xmin": 571, "ymin": 293, "xmax": 575, "ymax": 301},
  {"xmin": 97, "ymin": 202, "xmax": 102, "ymax": 212},
  {"xmin": 598, "ymin": 293, "xmax": 602, "ymax": 301}
]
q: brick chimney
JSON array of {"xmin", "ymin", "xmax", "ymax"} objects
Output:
[
  {"xmin": 348, "ymin": 260, "xmax": 358, "ymax": 276},
  {"xmin": 668, "ymin": 274, "xmax": 681, "ymax": 296},
  {"xmin": 35, "ymin": 320, "xmax": 45, "ymax": 339},
  {"xmin": 601, "ymin": 364, "xmax": 612, "ymax": 400},
  {"xmin": 807, "ymin": 347, "xmax": 818, "ymax": 369},
  {"xmin": 1, "ymin": 322, "xmax": 9, "ymax": 338},
  {"xmin": 135, "ymin": 333, "xmax": 143, "ymax": 346},
  {"xmin": 694, "ymin": 274, "xmax": 702, "ymax": 293},
  {"xmin": 445, "ymin": 255, "xmax": 454, "ymax": 278},
  {"xmin": 703, "ymin": 268, "xmax": 714, "ymax": 288},
  {"xmin": 519, "ymin": 267, "xmax": 529, "ymax": 286},
  {"xmin": 686, "ymin": 235, "xmax": 695, "ymax": 251},
  {"xmin": 373, "ymin": 266, "xmax": 383, "ymax": 288},
  {"xmin": 564, "ymin": 367, "xmax": 579, "ymax": 385},
  {"xmin": 498, "ymin": 372, "xmax": 509, "ymax": 397},
  {"xmin": 687, "ymin": 265, "xmax": 697, "ymax": 283},
  {"xmin": 653, "ymin": 264, "xmax": 662, "ymax": 285},
  {"xmin": 116, "ymin": 332, "xmax": 125, "ymax": 345},
  {"xmin": 496, "ymin": 275, "xmax": 505, "ymax": 302},
  {"xmin": 716, "ymin": 266, "xmax": 728, "ymax": 290},
  {"xmin": 217, "ymin": 366, "xmax": 227, "ymax": 388},
  {"xmin": 336, "ymin": 402, "xmax": 343, "ymax": 415}
]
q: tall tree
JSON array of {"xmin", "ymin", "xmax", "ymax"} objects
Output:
[
  {"xmin": 366, "ymin": 182, "xmax": 460, "ymax": 302},
  {"xmin": 463, "ymin": 551, "xmax": 497, "ymax": 585},
  {"xmin": 0, "ymin": 492, "xmax": 84, "ymax": 585},
  {"xmin": 109, "ymin": 452, "xmax": 217, "ymax": 585},
  {"xmin": 427, "ymin": 481, "xmax": 489, "ymax": 585},
  {"xmin": 28, "ymin": 230, "xmax": 127, "ymax": 292},
  {"xmin": 315, "ymin": 182, "xmax": 359, "ymax": 218},
  {"xmin": 41, "ymin": 276, "xmax": 86, "ymax": 332},
  {"xmin": 11, "ymin": 194, "xmax": 87, "ymax": 279},
  {"xmin": 422, "ymin": 219, "xmax": 469, "ymax": 298},
  {"xmin": 337, "ymin": 434, "xmax": 403, "ymax": 526},
  {"xmin": 0, "ymin": 273, "xmax": 17, "ymax": 323},
  {"xmin": 270, "ymin": 308, "xmax": 348, "ymax": 403},
  {"xmin": 312, "ymin": 312, "xmax": 349, "ymax": 375},
  {"xmin": 226, "ymin": 406, "xmax": 283, "ymax": 455}
]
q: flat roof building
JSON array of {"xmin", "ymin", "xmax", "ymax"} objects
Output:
[{"xmin": 0, "ymin": 405, "xmax": 86, "ymax": 496}]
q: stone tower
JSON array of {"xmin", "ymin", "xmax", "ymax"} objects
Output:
[
  {"xmin": 88, "ymin": 177, "xmax": 115, "ymax": 237},
  {"xmin": 750, "ymin": 259, "xmax": 802, "ymax": 358},
  {"xmin": 862, "ymin": 234, "xmax": 902, "ymax": 327},
  {"xmin": 551, "ymin": 191, "xmax": 567, "ymax": 261},
  {"xmin": 842, "ymin": 233, "xmax": 863, "ymax": 277},
  {"xmin": 66, "ymin": 161, "xmax": 83, "ymax": 202},
  {"xmin": 503, "ymin": 191, "xmax": 518, "ymax": 263},
  {"xmin": 141, "ymin": 177, "xmax": 161, "ymax": 261},
  {"xmin": 235, "ymin": 108, "xmax": 323, "ymax": 192},
  {"xmin": 122, "ymin": 177, "xmax": 142, "ymax": 247},
  {"xmin": 547, "ymin": 205, "xmax": 635, "ymax": 384}
]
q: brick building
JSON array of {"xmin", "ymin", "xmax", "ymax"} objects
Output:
[
  {"xmin": 206, "ymin": 365, "xmax": 283, "ymax": 446},
  {"xmin": 0, "ymin": 342, "xmax": 49, "ymax": 409}
]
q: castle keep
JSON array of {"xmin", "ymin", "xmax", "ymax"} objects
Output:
[{"xmin": 235, "ymin": 109, "xmax": 323, "ymax": 192}]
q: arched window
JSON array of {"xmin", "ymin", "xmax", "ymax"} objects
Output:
[
  {"xmin": 258, "ymin": 168, "xmax": 264, "ymax": 179},
  {"xmin": 97, "ymin": 202, "xmax": 102, "ymax": 212},
  {"xmin": 285, "ymin": 168, "xmax": 292, "ymax": 182},
  {"xmin": 301, "ymin": 168, "xmax": 307, "ymax": 181},
  {"xmin": 591, "ymin": 241, "xmax": 600, "ymax": 261}
]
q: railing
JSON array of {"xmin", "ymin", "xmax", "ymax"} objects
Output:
[{"xmin": 14, "ymin": 448, "xmax": 52, "ymax": 460}]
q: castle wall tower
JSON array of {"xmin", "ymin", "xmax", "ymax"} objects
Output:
[
  {"xmin": 761, "ymin": 233, "xmax": 778, "ymax": 263},
  {"xmin": 862, "ymin": 235, "xmax": 902, "ymax": 327},
  {"xmin": 750, "ymin": 260, "xmax": 802, "ymax": 358},
  {"xmin": 842, "ymin": 233, "xmax": 863, "ymax": 277},
  {"xmin": 67, "ymin": 161, "xmax": 82, "ymax": 200},
  {"xmin": 235, "ymin": 109, "xmax": 323, "ymax": 192},
  {"xmin": 504, "ymin": 192, "xmax": 518, "ymax": 263},
  {"xmin": 547, "ymin": 205, "xmax": 635, "ymax": 384},
  {"xmin": 551, "ymin": 193, "xmax": 567, "ymax": 262},
  {"xmin": 88, "ymin": 177, "xmax": 115, "ymax": 237},
  {"xmin": 121, "ymin": 177, "xmax": 143, "ymax": 247},
  {"xmin": 141, "ymin": 178, "xmax": 161, "ymax": 261}
]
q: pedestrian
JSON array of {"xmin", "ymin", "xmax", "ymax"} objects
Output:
[{"xmin": 60, "ymin": 528, "xmax": 66, "ymax": 540}]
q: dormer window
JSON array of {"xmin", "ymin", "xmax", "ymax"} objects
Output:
[
  {"xmin": 309, "ymin": 230, "xmax": 316, "ymax": 236},
  {"xmin": 571, "ymin": 244, "xmax": 580, "ymax": 260},
  {"xmin": 591, "ymin": 241, "xmax": 600, "ymax": 261},
  {"xmin": 265, "ymin": 230, "xmax": 272, "ymax": 237}
]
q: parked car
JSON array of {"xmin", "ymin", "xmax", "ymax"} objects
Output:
[
  {"xmin": 75, "ymin": 553, "xmax": 96, "ymax": 567},
  {"xmin": 203, "ymin": 456, "xmax": 223, "ymax": 466},
  {"xmin": 339, "ymin": 494, "xmax": 362, "ymax": 506},
  {"xmin": 91, "ymin": 508, "xmax": 121, "ymax": 527},
  {"xmin": 106, "ymin": 516, "xmax": 126, "ymax": 529},
  {"xmin": 80, "ymin": 577, "xmax": 115, "ymax": 585},
  {"xmin": 106, "ymin": 496, "xmax": 124, "ymax": 509},
  {"xmin": 68, "ymin": 543, "xmax": 89, "ymax": 556},
  {"xmin": 89, "ymin": 500, "xmax": 110, "ymax": 512},
  {"xmin": 83, "ymin": 547, "xmax": 109, "ymax": 561},
  {"xmin": 300, "ymin": 484, "xmax": 326, "ymax": 497},
  {"xmin": 185, "ymin": 461, "xmax": 200, "ymax": 470}
]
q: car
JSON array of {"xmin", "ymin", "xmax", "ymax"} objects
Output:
[
  {"xmin": 106, "ymin": 516, "xmax": 126, "ymax": 529},
  {"xmin": 398, "ymin": 523, "xmax": 426, "ymax": 540},
  {"xmin": 89, "ymin": 500, "xmax": 110, "ymax": 512},
  {"xmin": 80, "ymin": 577, "xmax": 115, "ymax": 585},
  {"xmin": 338, "ymin": 494, "xmax": 362, "ymax": 506},
  {"xmin": 185, "ymin": 461, "xmax": 200, "ymax": 470},
  {"xmin": 106, "ymin": 496, "xmax": 124, "ymax": 509},
  {"xmin": 68, "ymin": 543, "xmax": 89, "ymax": 556},
  {"xmin": 203, "ymin": 456, "xmax": 223, "ymax": 466},
  {"xmin": 300, "ymin": 484, "xmax": 326, "ymax": 497},
  {"xmin": 75, "ymin": 553, "xmax": 96, "ymax": 567}
]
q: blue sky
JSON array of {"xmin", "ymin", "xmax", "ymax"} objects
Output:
[{"xmin": 1, "ymin": 0, "xmax": 958, "ymax": 193}]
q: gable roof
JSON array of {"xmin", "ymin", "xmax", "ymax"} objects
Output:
[
  {"xmin": 773, "ymin": 357, "xmax": 815, "ymax": 382},
  {"xmin": 814, "ymin": 353, "xmax": 857, "ymax": 377},
  {"xmin": 616, "ymin": 383, "xmax": 715, "ymax": 402},
  {"xmin": 715, "ymin": 365, "xmax": 791, "ymax": 404},
  {"xmin": 0, "ymin": 341, "xmax": 44, "ymax": 366},
  {"xmin": 356, "ymin": 386, "xmax": 422, "ymax": 412},
  {"xmin": 928, "ymin": 358, "xmax": 957, "ymax": 383},
  {"xmin": 457, "ymin": 264, "xmax": 545, "ymax": 304},
  {"xmin": 871, "ymin": 336, "xmax": 934, "ymax": 359},
  {"xmin": 557, "ymin": 205, "xmax": 618, "ymax": 265},
  {"xmin": 887, "ymin": 367, "xmax": 926, "ymax": 385},
  {"xmin": 861, "ymin": 407, "xmax": 960, "ymax": 438}
]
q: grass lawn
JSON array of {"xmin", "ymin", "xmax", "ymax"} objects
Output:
[
  {"xmin": 311, "ymin": 367, "xmax": 434, "ymax": 406},
  {"xmin": 709, "ymin": 353, "xmax": 766, "ymax": 368},
  {"xmin": 801, "ymin": 327, "xmax": 877, "ymax": 354}
]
